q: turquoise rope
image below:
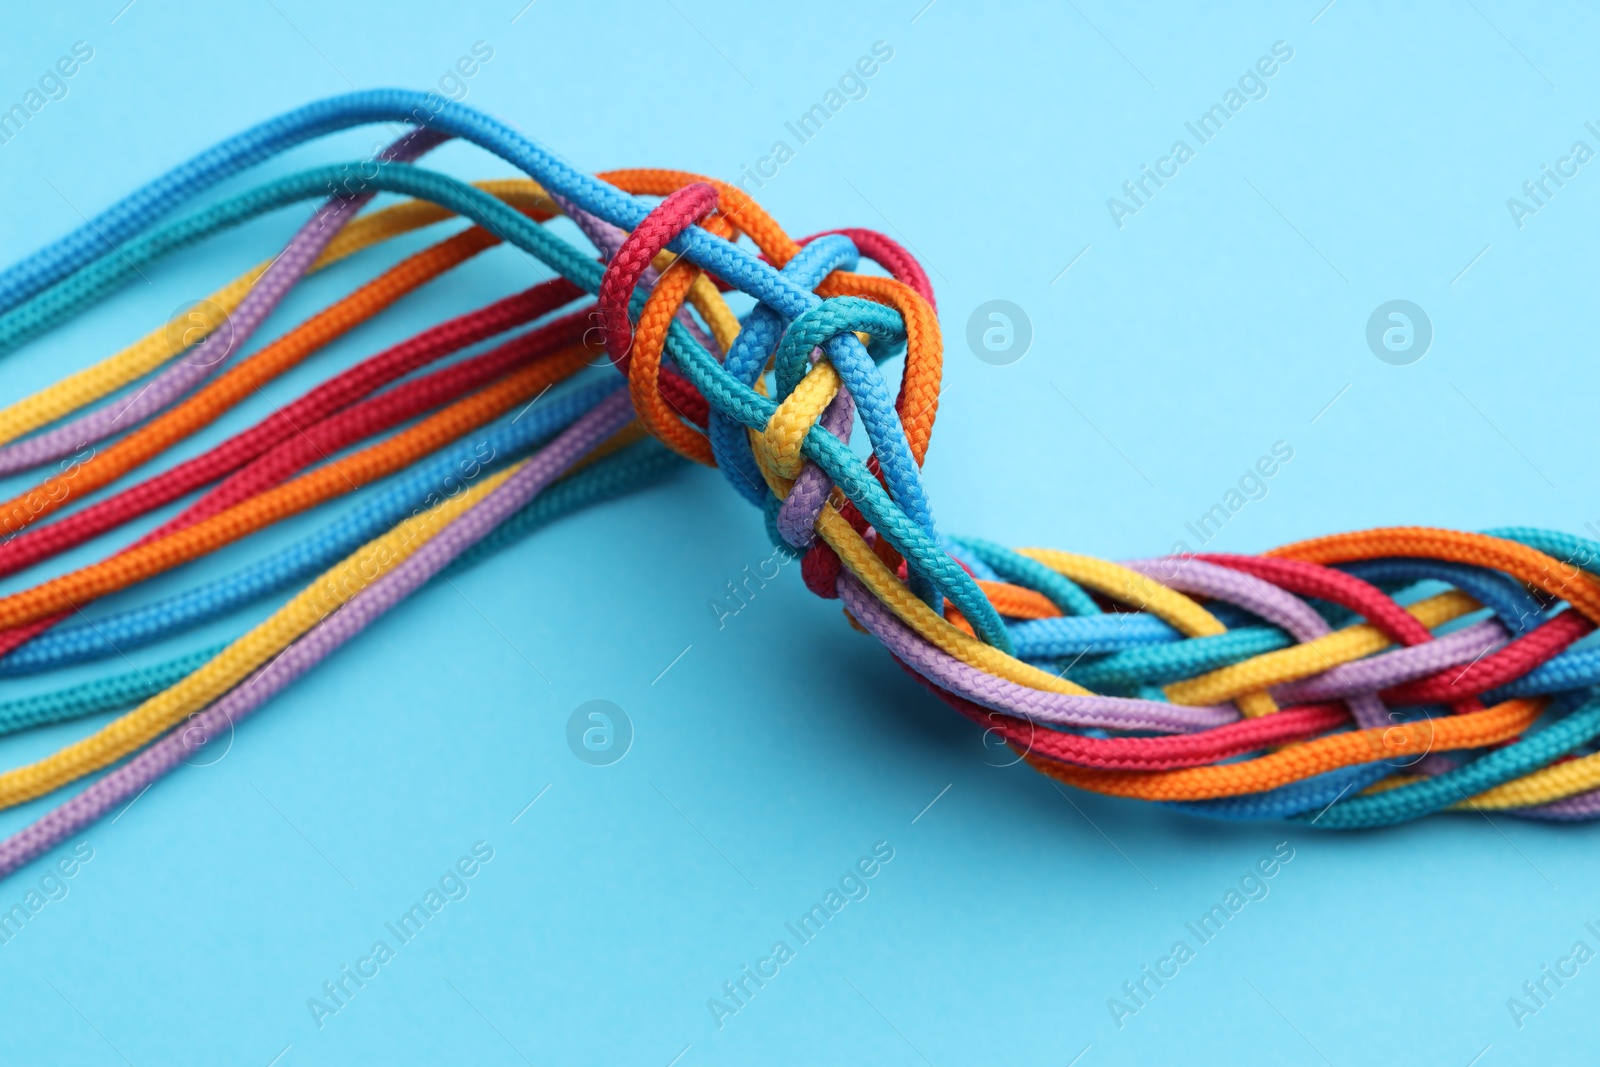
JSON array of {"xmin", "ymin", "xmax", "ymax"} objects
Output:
[
  {"xmin": 0, "ymin": 154, "xmax": 1009, "ymax": 651},
  {"xmin": 1297, "ymin": 696, "xmax": 1600, "ymax": 828},
  {"xmin": 0, "ymin": 436, "xmax": 684, "ymax": 737},
  {"xmin": 0, "ymin": 91, "xmax": 962, "ymax": 643}
]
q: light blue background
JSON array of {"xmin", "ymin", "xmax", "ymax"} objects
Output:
[{"xmin": 0, "ymin": 1, "xmax": 1596, "ymax": 1063}]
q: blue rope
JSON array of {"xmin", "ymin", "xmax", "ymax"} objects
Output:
[
  {"xmin": 0, "ymin": 436, "xmax": 684, "ymax": 734},
  {"xmin": 0, "ymin": 142, "xmax": 1007, "ymax": 649},
  {"xmin": 0, "ymin": 376, "xmax": 619, "ymax": 674}
]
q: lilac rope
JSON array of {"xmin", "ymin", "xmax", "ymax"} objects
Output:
[
  {"xmin": 1273, "ymin": 619, "xmax": 1506, "ymax": 702},
  {"xmin": 1124, "ymin": 556, "xmax": 1393, "ymax": 728},
  {"xmin": 0, "ymin": 128, "xmax": 449, "ymax": 475},
  {"xmin": 1123, "ymin": 556, "xmax": 1328, "ymax": 640},
  {"xmin": 554, "ymin": 194, "xmax": 720, "ymax": 355},
  {"xmin": 1124, "ymin": 558, "xmax": 1494, "ymax": 776},
  {"xmin": 836, "ymin": 572, "xmax": 1238, "ymax": 733},
  {"xmin": 0, "ymin": 385, "xmax": 632, "ymax": 877},
  {"xmin": 778, "ymin": 377, "xmax": 855, "ymax": 548},
  {"xmin": 1125, "ymin": 555, "xmax": 1511, "ymax": 733},
  {"xmin": 1513, "ymin": 787, "xmax": 1600, "ymax": 820}
]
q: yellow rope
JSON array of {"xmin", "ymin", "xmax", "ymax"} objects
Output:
[
  {"xmin": 0, "ymin": 459, "xmax": 522, "ymax": 810},
  {"xmin": 1163, "ymin": 591, "xmax": 1480, "ymax": 706},
  {"xmin": 1017, "ymin": 548, "xmax": 1278, "ymax": 716},
  {"xmin": 0, "ymin": 180, "xmax": 557, "ymax": 448},
  {"xmin": 817, "ymin": 508, "xmax": 1094, "ymax": 696},
  {"xmin": 1459, "ymin": 750, "xmax": 1600, "ymax": 809}
]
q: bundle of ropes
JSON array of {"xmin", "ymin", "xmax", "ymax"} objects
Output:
[{"xmin": 0, "ymin": 91, "xmax": 1593, "ymax": 881}]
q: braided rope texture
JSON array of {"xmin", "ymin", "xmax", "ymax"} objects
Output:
[{"xmin": 0, "ymin": 91, "xmax": 1593, "ymax": 882}]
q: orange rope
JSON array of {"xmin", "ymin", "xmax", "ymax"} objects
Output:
[
  {"xmin": 0, "ymin": 348, "xmax": 592, "ymax": 631},
  {"xmin": 1024, "ymin": 698, "xmax": 1544, "ymax": 801}
]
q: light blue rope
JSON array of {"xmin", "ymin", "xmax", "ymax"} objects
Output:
[
  {"xmin": 0, "ymin": 139, "xmax": 1007, "ymax": 649},
  {"xmin": 0, "ymin": 91, "xmax": 971, "ymax": 638},
  {"xmin": 0, "ymin": 376, "xmax": 620, "ymax": 674},
  {"xmin": 0, "ymin": 436, "xmax": 684, "ymax": 734}
]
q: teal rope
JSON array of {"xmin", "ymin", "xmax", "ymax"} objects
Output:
[
  {"xmin": 1298, "ymin": 696, "xmax": 1600, "ymax": 827},
  {"xmin": 0, "ymin": 158, "xmax": 1012, "ymax": 653},
  {"xmin": 0, "ymin": 645, "xmax": 224, "ymax": 738},
  {"xmin": 0, "ymin": 436, "xmax": 685, "ymax": 739}
]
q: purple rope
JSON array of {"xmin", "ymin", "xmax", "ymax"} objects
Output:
[
  {"xmin": 778, "ymin": 371, "xmax": 855, "ymax": 549},
  {"xmin": 1273, "ymin": 619, "xmax": 1506, "ymax": 702},
  {"xmin": 1126, "ymin": 555, "xmax": 1387, "ymax": 729},
  {"xmin": 1123, "ymin": 556, "xmax": 1328, "ymax": 641},
  {"xmin": 1126, "ymin": 556, "xmax": 1514, "ymax": 732},
  {"xmin": 554, "ymin": 193, "xmax": 721, "ymax": 356},
  {"xmin": 0, "ymin": 385, "xmax": 632, "ymax": 878},
  {"xmin": 1513, "ymin": 787, "xmax": 1600, "ymax": 820},
  {"xmin": 0, "ymin": 128, "xmax": 449, "ymax": 475},
  {"xmin": 836, "ymin": 572, "xmax": 1238, "ymax": 734}
]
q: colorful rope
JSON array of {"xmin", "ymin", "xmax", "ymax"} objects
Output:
[{"xmin": 0, "ymin": 90, "xmax": 1594, "ymax": 881}]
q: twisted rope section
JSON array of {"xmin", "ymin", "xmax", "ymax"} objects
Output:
[{"xmin": 584, "ymin": 154, "xmax": 1600, "ymax": 828}]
